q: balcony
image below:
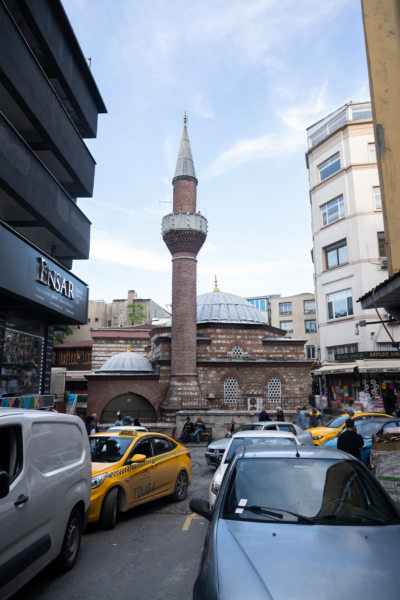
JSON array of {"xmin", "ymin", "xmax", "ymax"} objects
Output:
[{"xmin": 162, "ymin": 212, "xmax": 208, "ymax": 236}]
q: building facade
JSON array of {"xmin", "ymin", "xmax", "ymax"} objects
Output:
[
  {"xmin": 270, "ymin": 293, "xmax": 318, "ymax": 360},
  {"xmin": 0, "ymin": 0, "xmax": 105, "ymax": 409},
  {"xmin": 307, "ymin": 102, "xmax": 400, "ymax": 412}
]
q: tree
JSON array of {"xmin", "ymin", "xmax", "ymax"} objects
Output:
[
  {"xmin": 127, "ymin": 302, "xmax": 147, "ymax": 325},
  {"xmin": 53, "ymin": 325, "xmax": 74, "ymax": 345}
]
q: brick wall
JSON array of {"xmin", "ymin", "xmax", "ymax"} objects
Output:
[{"xmin": 91, "ymin": 338, "xmax": 147, "ymax": 370}]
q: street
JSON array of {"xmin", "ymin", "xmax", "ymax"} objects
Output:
[{"xmin": 13, "ymin": 444, "xmax": 213, "ymax": 600}]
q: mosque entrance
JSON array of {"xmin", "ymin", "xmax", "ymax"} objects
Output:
[{"xmin": 101, "ymin": 393, "xmax": 157, "ymax": 424}]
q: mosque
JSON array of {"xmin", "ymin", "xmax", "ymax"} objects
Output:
[{"xmin": 86, "ymin": 119, "xmax": 312, "ymax": 430}]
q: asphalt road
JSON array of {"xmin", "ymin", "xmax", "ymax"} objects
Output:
[{"xmin": 13, "ymin": 443, "xmax": 214, "ymax": 600}]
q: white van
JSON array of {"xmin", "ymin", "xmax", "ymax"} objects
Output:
[{"xmin": 0, "ymin": 408, "xmax": 91, "ymax": 599}]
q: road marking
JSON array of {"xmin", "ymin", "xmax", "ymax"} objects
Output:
[{"xmin": 182, "ymin": 512, "xmax": 202, "ymax": 531}]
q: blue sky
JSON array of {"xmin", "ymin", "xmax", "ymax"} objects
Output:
[{"xmin": 63, "ymin": 0, "xmax": 370, "ymax": 310}]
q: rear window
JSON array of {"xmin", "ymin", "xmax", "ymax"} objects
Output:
[{"xmin": 225, "ymin": 437, "xmax": 295, "ymax": 463}]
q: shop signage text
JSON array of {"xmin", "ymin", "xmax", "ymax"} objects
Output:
[
  {"xmin": 0, "ymin": 395, "xmax": 54, "ymax": 409},
  {"xmin": 336, "ymin": 351, "xmax": 400, "ymax": 360},
  {"xmin": 36, "ymin": 257, "xmax": 74, "ymax": 299}
]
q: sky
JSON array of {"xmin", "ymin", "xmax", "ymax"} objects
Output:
[{"xmin": 62, "ymin": 0, "xmax": 370, "ymax": 310}]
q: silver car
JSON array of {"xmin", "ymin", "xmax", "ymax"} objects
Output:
[
  {"xmin": 205, "ymin": 421, "xmax": 313, "ymax": 468},
  {"xmin": 191, "ymin": 446, "xmax": 400, "ymax": 599}
]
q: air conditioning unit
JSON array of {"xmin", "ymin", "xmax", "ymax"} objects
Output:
[
  {"xmin": 247, "ymin": 396, "xmax": 264, "ymax": 411},
  {"xmin": 380, "ymin": 258, "xmax": 388, "ymax": 269}
]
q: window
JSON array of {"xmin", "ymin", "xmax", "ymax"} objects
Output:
[
  {"xmin": 378, "ymin": 342, "xmax": 398, "ymax": 351},
  {"xmin": 303, "ymin": 299, "xmax": 315, "ymax": 314},
  {"xmin": 232, "ymin": 346, "xmax": 243, "ymax": 358},
  {"xmin": 0, "ymin": 426, "xmax": 23, "ymax": 483},
  {"xmin": 224, "ymin": 377, "xmax": 238, "ymax": 403},
  {"xmin": 327, "ymin": 289, "xmax": 353, "ymax": 320},
  {"xmin": 152, "ymin": 437, "xmax": 176, "ymax": 455},
  {"xmin": 378, "ymin": 232, "xmax": 386, "ymax": 257},
  {"xmin": 132, "ymin": 439, "xmax": 153, "ymax": 458},
  {"xmin": 95, "ymin": 317, "xmax": 99, "ymax": 323},
  {"xmin": 268, "ymin": 377, "xmax": 282, "ymax": 403},
  {"xmin": 279, "ymin": 302, "xmax": 292, "ymax": 315},
  {"xmin": 374, "ymin": 187, "xmax": 382, "ymax": 210},
  {"xmin": 280, "ymin": 321, "xmax": 293, "ymax": 333},
  {"xmin": 306, "ymin": 346, "xmax": 316, "ymax": 359},
  {"xmin": 319, "ymin": 153, "xmax": 340, "ymax": 181},
  {"xmin": 324, "ymin": 239, "xmax": 348, "ymax": 269},
  {"xmin": 248, "ymin": 298, "xmax": 266, "ymax": 311},
  {"xmin": 351, "ymin": 106, "xmax": 372, "ymax": 121},
  {"xmin": 368, "ymin": 143, "xmax": 376, "ymax": 162},
  {"xmin": 327, "ymin": 343, "xmax": 358, "ymax": 361},
  {"xmin": 305, "ymin": 320, "xmax": 317, "ymax": 333},
  {"xmin": 321, "ymin": 195, "xmax": 344, "ymax": 227}
]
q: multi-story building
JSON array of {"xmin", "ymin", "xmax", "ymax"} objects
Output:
[
  {"xmin": 0, "ymin": 0, "xmax": 105, "ymax": 409},
  {"xmin": 307, "ymin": 101, "xmax": 400, "ymax": 412},
  {"xmin": 270, "ymin": 293, "xmax": 318, "ymax": 360}
]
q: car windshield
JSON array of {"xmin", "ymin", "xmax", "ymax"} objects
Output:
[
  {"xmin": 89, "ymin": 436, "xmax": 133, "ymax": 462},
  {"xmin": 225, "ymin": 438, "xmax": 295, "ymax": 463},
  {"xmin": 223, "ymin": 457, "xmax": 399, "ymax": 525},
  {"xmin": 237, "ymin": 424, "xmax": 264, "ymax": 432},
  {"xmin": 326, "ymin": 416, "xmax": 348, "ymax": 429},
  {"xmin": 352, "ymin": 420, "xmax": 384, "ymax": 437}
]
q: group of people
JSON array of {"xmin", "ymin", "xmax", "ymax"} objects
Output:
[
  {"xmin": 181, "ymin": 416, "xmax": 206, "ymax": 443},
  {"xmin": 258, "ymin": 405, "xmax": 322, "ymax": 429},
  {"xmin": 114, "ymin": 412, "xmax": 141, "ymax": 427}
]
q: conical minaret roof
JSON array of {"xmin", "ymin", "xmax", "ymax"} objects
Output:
[{"xmin": 173, "ymin": 114, "xmax": 197, "ymax": 182}]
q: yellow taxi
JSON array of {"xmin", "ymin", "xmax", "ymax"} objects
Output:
[
  {"xmin": 308, "ymin": 412, "xmax": 392, "ymax": 445},
  {"xmin": 88, "ymin": 429, "xmax": 192, "ymax": 528}
]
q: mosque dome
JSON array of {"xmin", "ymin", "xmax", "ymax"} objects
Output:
[
  {"xmin": 97, "ymin": 351, "xmax": 153, "ymax": 373},
  {"xmin": 196, "ymin": 291, "xmax": 268, "ymax": 325}
]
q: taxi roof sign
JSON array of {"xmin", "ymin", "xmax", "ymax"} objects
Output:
[{"xmin": 118, "ymin": 428, "xmax": 139, "ymax": 437}]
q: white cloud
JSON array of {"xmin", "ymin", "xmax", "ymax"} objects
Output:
[{"xmin": 192, "ymin": 93, "xmax": 215, "ymax": 120}]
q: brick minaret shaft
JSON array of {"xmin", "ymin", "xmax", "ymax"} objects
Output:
[{"xmin": 162, "ymin": 117, "xmax": 207, "ymax": 410}]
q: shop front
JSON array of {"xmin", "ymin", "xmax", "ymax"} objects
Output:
[{"xmin": 0, "ymin": 224, "xmax": 88, "ymax": 409}]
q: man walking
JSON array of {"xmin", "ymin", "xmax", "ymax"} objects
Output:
[
  {"xmin": 337, "ymin": 419, "xmax": 364, "ymax": 460},
  {"xmin": 296, "ymin": 406, "xmax": 308, "ymax": 430}
]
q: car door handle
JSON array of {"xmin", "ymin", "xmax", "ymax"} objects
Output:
[{"xmin": 15, "ymin": 494, "xmax": 29, "ymax": 506}]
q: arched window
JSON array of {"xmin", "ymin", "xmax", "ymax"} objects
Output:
[
  {"xmin": 268, "ymin": 377, "xmax": 282, "ymax": 402},
  {"xmin": 224, "ymin": 377, "xmax": 238, "ymax": 403},
  {"xmin": 232, "ymin": 345, "xmax": 243, "ymax": 359}
]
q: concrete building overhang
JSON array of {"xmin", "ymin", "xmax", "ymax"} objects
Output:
[
  {"xmin": 358, "ymin": 270, "xmax": 400, "ymax": 321},
  {"xmin": 313, "ymin": 359, "xmax": 400, "ymax": 376}
]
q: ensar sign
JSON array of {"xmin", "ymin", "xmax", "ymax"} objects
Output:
[{"xmin": 36, "ymin": 257, "xmax": 74, "ymax": 300}]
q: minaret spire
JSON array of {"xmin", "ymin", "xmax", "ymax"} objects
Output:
[{"xmin": 173, "ymin": 113, "xmax": 197, "ymax": 183}]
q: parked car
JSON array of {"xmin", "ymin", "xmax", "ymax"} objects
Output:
[
  {"xmin": 308, "ymin": 411, "xmax": 392, "ymax": 445},
  {"xmin": 323, "ymin": 417, "xmax": 400, "ymax": 466},
  {"xmin": 0, "ymin": 408, "xmax": 91, "ymax": 600},
  {"xmin": 190, "ymin": 445, "xmax": 400, "ymax": 600},
  {"xmin": 209, "ymin": 430, "xmax": 299, "ymax": 508},
  {"xmin": 89, "ymin": 429, "xmax": 191, "ymax": 528},
  {"xmin": 205, "ymin": 421, "xmax": 313, "ymax": 467}
]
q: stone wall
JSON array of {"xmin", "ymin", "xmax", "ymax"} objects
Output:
[{"xmin": 91, "ymin": 338, "xmax": 147, "ymax": 370}]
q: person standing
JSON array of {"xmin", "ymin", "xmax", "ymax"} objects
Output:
[
  {"xmin": 85, "ymin": 415, "xmax": 96, "ymax": 436},
  {"xmin": 296, "ymin": 406, "xmax": 308, "ymax": 430},
  {"xmin": 114, "ymin": 411, "xmax": 123, "ymax": 426},
  {"xmin": 308, "ymin": 407, "xmax": 321, "ymax": 428},
  {"xmin": 337, "ymin": 419, "xmax": 364, "ymax": 460},
  {"xmin": 258, "ymin": 407, "xmax": 270, "ymax": 422},
  {"xmin": 193, "ymin": 417, "xmax": 205, "ymax": 443},
  {"xmin": 275, "ymin": 407, "xmax": 285, "ymax": 421}
]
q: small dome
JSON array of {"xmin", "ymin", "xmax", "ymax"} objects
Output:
[
  {"xmin": 98, "ymin": 352, "xmax": 153, "ymax": 373},
  {"xmin": 197, "ymin": 291, "xmax": 267, "ymax": 325}
]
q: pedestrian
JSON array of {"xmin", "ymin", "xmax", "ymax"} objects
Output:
[
  {"xmin": 85, "ymin": 415, "xmax": 96, "ymax": 436},
  {"xmin": 193, "ymin": 417, "xmax": 206, "ymax": 443},
  {"xmin": 308, "ymin": 407, "xmax": 321, "ymax": 428},
  {"xmin": 123, "ymin": 415, "xmax": 133, "ymax": 425},
  {"xmin": 181, "ymin": 417, "xmax": 194, "ymax": 443},
  {"xmin": 296, "ymin": 406, "xmax": 308, "ymax": 430},
  {"xmin": 134, "ymin": 418, "xmax": 141, "ymax": 427},
  {"xmin": 258, "ymin": 407, "xmax": 271, "ymax": 422},
  {"xmin": 275, "ymin": 407, "xmax": 285, "ymax": 421},
  {"xmin": 337, "ymin": 419, "xmax": 364, "ymax": 460},
  {"xmin": 92, "ymin": 412, "xmax": 99, "ymax": 432},
  {"xmin": 114, "ymin": 411, "xmax": 123, "ymax": 426}
]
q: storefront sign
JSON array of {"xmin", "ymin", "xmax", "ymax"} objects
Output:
[
  {"xmin": 336, "ymin": 351, "xmax": 400, "ymax": 361},
  {"xmin": 0, "ymin": 224, "xmax": 88, "ymax": 323},
  {"xmin": 0, "ymin": 394, "xmax": 54, "ymax": 409}
]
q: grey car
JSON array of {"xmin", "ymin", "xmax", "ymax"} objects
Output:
[
  {"xmin": 205, "ymin": 421, "xmax": 313, "ymax": 467},
  {"xmin": 191, "ymin": 445, "xmax": 400, "ymax": 599}
]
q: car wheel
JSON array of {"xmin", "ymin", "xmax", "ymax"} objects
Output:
[
  {"xmin": 100, "ymin": 487, "xmax": 119, "ymax": 529},
  {"xmin": 172, "ymin": 470, "xmax": 188, "ymax": 502},
  {"xmin": 54, "ymin": 508, "xmax": 82, "ymax": 572}
]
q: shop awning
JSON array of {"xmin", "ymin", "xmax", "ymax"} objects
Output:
[
  {"xmin": 356, "ymin": 359, "xmax": 400, "ymax": 373},
  {"xmin": 66, "ymin": 371, "xmax": 91, "ymax": 381},
  {"xmin": 312, "ymin": 362, "xmax": 356, "ymax": 375}
]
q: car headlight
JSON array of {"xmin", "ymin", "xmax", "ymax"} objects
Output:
[
  {"xmin": 91, "ymin": 473, "xmax": 107, "ymax": 489},
  {"xmin": 211, "ymin": 481, "xmax": 220, "ymax": 495},
  {"xmin": 313, "ymin": 435, "xmax": 323, "ymax": 440}
]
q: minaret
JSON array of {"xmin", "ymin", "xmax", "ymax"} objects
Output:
[{"xmin": 162, "ymin": 116, "xmax": 207, "ymax": 412}]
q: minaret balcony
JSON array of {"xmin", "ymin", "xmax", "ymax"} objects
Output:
[{"xmin": 162, "ymin": 212, "xmax": 207, "ymax": 255}]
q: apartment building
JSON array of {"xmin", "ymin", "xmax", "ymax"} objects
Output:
[{"xmin": 270, "ymin": 293, "xmax": 318, "ymax": 360}]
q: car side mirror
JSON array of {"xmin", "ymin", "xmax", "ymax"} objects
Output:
[
  {"xmin": 0, "ymin": 471, "xmax": 10, "ymax": 499},
  {"xmin": 130, "ymin": 454, "xmax": 147, "ymax": 463},
  {"xmin": 189, "ymin": 498, "xmax": 212, "ymax": 520}
]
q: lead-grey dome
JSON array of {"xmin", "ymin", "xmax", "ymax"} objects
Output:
[
  {"xmin": 98, "ymin": 352, "xmax": 153, "ymax": 373},
  {"xmin": 196, "ymin": 292, "xmax": 268, "ymax": 325}
]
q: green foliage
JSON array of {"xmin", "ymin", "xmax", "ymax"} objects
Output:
[
  {"xmin": 53, "ymin": 325, "xmax": 74, "ymax": 345},
  {"xmin": 127, "ymin": 302, "xmax": 147, "ymax": 325}
]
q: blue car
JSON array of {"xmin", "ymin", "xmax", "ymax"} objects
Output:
[{"xmin": 323, "ymin": 417, "xmax": 400, "ymax": 465}]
